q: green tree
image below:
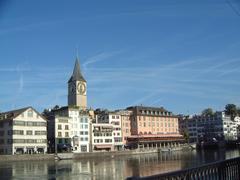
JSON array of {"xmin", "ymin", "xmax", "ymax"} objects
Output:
[
  {"xmin": 225, "ymin": 104, "xmax": 237, "ymax": 120},
  {"xmin": 237, "ymin": 107, "xmax": 240, "ymax": 116},
  {"xmin": 201, "ymin": 108, "xmax": 214, "ymax": 116},
  {"xmin": 183, "ymin": 130, "xmax": 189, "ymax": 143}
]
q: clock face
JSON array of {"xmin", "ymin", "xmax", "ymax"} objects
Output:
[{"xmin": 77, "ymin": 82, "xmax": 86, "ymax": 95}]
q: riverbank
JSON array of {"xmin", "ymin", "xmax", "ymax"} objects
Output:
[
  {"xmin": 0, "ymin": 145, "xmax": 194, "ymax": 162},
  {"xmin": 63, "ymin": 149, "xmax": 158, "ymax": 160},
  {"xmin": 0, "ymin": 149, "xmax": 161, "ymax": 162},
  {"xmin": 0, "ymin": 154, "xmax": 55, "ymax": 162}
]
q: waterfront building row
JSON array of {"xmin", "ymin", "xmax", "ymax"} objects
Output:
[
  {"xmin": 0, "ymin": 57, "xmax": 183, "ymax": 154},
  {"xmin": 179, "ymin": 111, "xmax": 240, "ymax": 144}
]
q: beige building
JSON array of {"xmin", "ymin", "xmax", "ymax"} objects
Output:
[
  {"xmin": 0, "ymin": 107, "xmax": 47, "ymax": 155},
  {"xmin": 47, "ymin": 115, "xmax": 71, "ymax": 153},
  {"xmin": 118, "ymin": 110, "xmax": 132, "ymax": 145}
]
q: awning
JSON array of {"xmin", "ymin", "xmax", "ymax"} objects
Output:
[{"xmin": 95, "ymin": 145, "xmax": 112, "ymax": 149}]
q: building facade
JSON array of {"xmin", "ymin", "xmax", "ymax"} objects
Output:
[
  {"xmin": 92, "ymin": 123, "xmax": 114, "ymax": 151},
  {"xmin": 179, "ymin": 111, "xmax": 240, "ymax": 144},
  {"xmin": 0, "ymin": 107, "xmax": 47, "ymax": 155},
  {"xmin": 127, "ymin": 106, "xmax": 179, "ymax": 136},
  {"xmin": 47, "ymin": 115, "xmax": 71, "ymax": 153},
  {"xmin": 117, "ymin": 110, "xmax": 132, "ymax": 145},
  {"xmin": 96, "ymin": 110, "xmax": 123, "ymax": 150},
  {"xmin": 47, "ymin": 106, "xmax": 90, "ymax": 153}
]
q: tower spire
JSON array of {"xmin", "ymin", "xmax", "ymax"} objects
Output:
[{"xmin": 68, "ymin": 57, "xmax": 86, "ymax": 83}]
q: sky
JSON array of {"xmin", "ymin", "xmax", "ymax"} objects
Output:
[{"xmin": 0, "ymin": 0, "xmax": 240, "ymax": 115}]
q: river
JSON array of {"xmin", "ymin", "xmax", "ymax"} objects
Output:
[{"xmin": 0, "ymin": 148, "xmax": 239, "ymax": 180}]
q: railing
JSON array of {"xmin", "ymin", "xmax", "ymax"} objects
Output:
[{"xmin": 127, "ymin": 157, "xmax": 240, "ymax": 180}]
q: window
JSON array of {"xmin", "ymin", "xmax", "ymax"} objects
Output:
[
  {"xmin": 58, "ymin": 132, "xmax": 62, "ymax": 137},
  {"xmin": 0, "ymin": 139, "xmax": 4, "ymax": 144},
  {"xmin": 13, "ymin": 130, "xmax": 24, "ymax": 135},
  {"xmin": 13, "ymin": 139, "xmax": 25, "ymax": 143},
  {"xmin": 26, "ymin": 131, "xmax": 32, "ymax": 135},
  {"xmin": 7, "ymin": 139, "xmax": 12, "ymax": 144},
  {"xmin": 28, "ymin": 110, "xmax": 33, "ymax": 117},
  {"xmin": 105, "ymin": 139, "xmax": 112, "ymax": 143},
  {"xmin": 35, "ymin": 131, "xmax": 46, "ymax": 135},
  {"xmin": 65, "ymin": 132, "xmax": 69, "ymax": 137},
  {"xmin": 65, "ymin": 125, "xmax": 69, "ymax": 130},
  {"xmin": 112, "ymin": 116, "xmax": 115, "ymax": 119},
  {"xmin": 8, "ymin": 130, "xmax": 12, "ymax": 135},
  {"xmin": 85, "ymin": 124, "xmax": 88, "ymax": 129},
  {"xmin": 0, "ymin": 131, "xmax": 4, "ymax": 136},
  {"xmin": 58, "ymin": 124, "xmax": 62, "ymax": 130},
  {"xmin": 80, "ymin": 118, "xmax": 84, "ymax": 123}
]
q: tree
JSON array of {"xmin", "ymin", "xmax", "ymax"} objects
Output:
[
  {"xmin": 183, "ymin": 130, "xmax": 189, "ymax": 143},
  {"xmin": 201, "ymin": 108, "xmax": 214, "ymax": 116},
  {"xmin": 237, "ymin": 107, "xmax": 240, "ymax": 116},
  {"xmin": 225, "ymin": 104, "xmax": 237, "ymax": 120}
]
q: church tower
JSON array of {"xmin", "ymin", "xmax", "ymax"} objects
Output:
[{"xmin": 68, "ymin": 57, "xmax": 87, "ymax": 109}]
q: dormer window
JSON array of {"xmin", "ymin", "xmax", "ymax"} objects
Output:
[{"xmin": 28, "ymin": 110, "xmax": 33, "ymax": 117}]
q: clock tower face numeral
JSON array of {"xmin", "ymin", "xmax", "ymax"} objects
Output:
[{"xmin": 77, "ymin": 82, "xmax": 86, "ymax": 95}]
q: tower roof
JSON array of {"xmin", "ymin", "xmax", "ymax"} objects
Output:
[{"xmin": 68, "ymin": 57, "xmax": 86, "ymax": 83}]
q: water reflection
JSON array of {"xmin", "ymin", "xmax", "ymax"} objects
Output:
[{"xmin": 0, "ymin": 149, "xmax": 239, "ymax": 179}]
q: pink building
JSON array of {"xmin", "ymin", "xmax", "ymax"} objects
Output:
[{"xmin": 126, "ymin": 106, "xmax": 179, "ymax": 136}]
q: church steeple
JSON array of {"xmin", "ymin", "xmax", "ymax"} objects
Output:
[
  {"xmin": 68, "ymin": 57, "xmax": 86, "ymax": 83},
  {"xmin": 68, "ymin": 56, "xmax": 87, "ymax": 108}
]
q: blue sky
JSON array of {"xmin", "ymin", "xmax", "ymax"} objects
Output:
[{"xmin": 0, "ymin": 0, "xmax": 240, "ymax": 114}]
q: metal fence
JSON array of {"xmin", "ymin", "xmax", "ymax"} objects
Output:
[{"xmin": 127, "ymin": 157, "xmax": 240, "ymax": 180}]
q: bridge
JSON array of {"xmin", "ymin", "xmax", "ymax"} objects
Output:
[{"xmin": 127, "ymin": 156, "xmax": 240, "ymax": 180}]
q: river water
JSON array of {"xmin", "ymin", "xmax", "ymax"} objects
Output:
[{"xmin": 0, "ymin": 149, "xmax": 239, "ymax": 180}]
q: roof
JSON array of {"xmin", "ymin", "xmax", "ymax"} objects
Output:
[
  {"xmin": 0, "ymin": 107, "xmax": 30, "ymax": 120},
  {"xmin": 0, "ymin": 106, "xmax": 47, "ymax": 121},
  {"xmin": 126, "ymin": 105, "xmax": 168, "ymax": 112},
  {"xmin": 68, "ymin": 57, "xmax": 86, "ymax": 83}
]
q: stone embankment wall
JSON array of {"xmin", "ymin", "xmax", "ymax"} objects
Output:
[
  {"xmin": 0, "ymin": 154, "xmax": 55, "ymax": 162},
  {"xmin": 0, "ymin": 149, "xmax": 160, "ymax": 162},
  {"xmin": 72, "ymin": 149, "xmax": 158, "ymax": 160}
]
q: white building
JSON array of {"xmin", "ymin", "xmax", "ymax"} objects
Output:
[
  {"xmin": 92, "ymin": 123, "xmax": 114, "ymax": 151},
  {"xmin": 96, "ymin": 111, "xmax": 123, "ymax": 150},
  {"xmin": 0, "ymin": 107, "xmax": 47, "ymax": 155},
  {"xmin": 48, "ymin": 107, "xmax": 90, "ymax": 153},
  {"xmin": 180, "ymin": 111, "xmax": 240, "ymax": 143}
]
